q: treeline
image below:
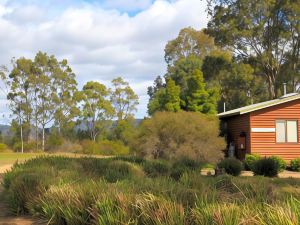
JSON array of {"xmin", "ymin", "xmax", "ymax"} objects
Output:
[
  {"xmin": 148, "ymin": 0, "xmax": 300, "ymax": 115},
  {"xmin": 0, "ymin": 52, "xmax": 138, "ymax": 152}
]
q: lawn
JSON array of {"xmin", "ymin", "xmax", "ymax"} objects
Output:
[
  {"xmin": 0, "ymin": 153, "xmax": 45, "ymax": 167},
  {"xmin": 2, "ymin": 155, "xmax": 300, "ymax": 225}
]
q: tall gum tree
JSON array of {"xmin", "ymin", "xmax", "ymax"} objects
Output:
[{"xmin": 206, "ymin": 0, "xmax": 300, "ymax": 98}]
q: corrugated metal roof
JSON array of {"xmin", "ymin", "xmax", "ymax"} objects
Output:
[{"xmin": 218, "ymin": 93, "xmax": 300, "ymax": 118}]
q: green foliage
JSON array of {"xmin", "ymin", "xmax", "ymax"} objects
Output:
[
  {"xmin": 3, "ymin": 156, "xmax": 300, "ymax": 224},
  {"xmin": 80, "ymin": 81, "xmax": 115, "ymax": 141},
  {"xmin": 290, "ymin": 158, "xmax": 300, "ymax": 172},
  {"xmin": 80, "ymin": 139, "xmax": 129, "ymax": 156},
  {"xmin": 111, "ymin": 77, "xmax": 139, "ymax": 120},
  {"xmin": 46, "ymin": 132, "xmax": 64, "ymax": 150},
  {"xmin": 245, "ymin": 154, "xmax": 261, "ymax": 171},
  {"xmin": 13, "ymin": 141, "xmax": 36, "ymax": 152},
  {"xmin": 135, "ymin": 111, "xmax": 225, "ymax": 163},
  {"xmin": 206, "ymin": 0, "xmax": 300, "ymax": 98},
  {"xmin": 170, "ymin": 158, "xmax": 202, "ymax": 180},
  {"xmin": 142, "ymin": 160, "xmax": 170, "ymax": 178},
  {"xmin": 269, "ymin": 156, "xmax": 287, "ymax": 172},
  {"xmin": 0, "ymin": 143, "xmax": 11, "ymax": 153},
  {"xmin": 252, "ymin": 158, "xmax": 279, "ymax": 177},
  {"xmin": 164, "ymin": 27, "xmax": 215, "ymax": 66},
  {"xmin": 217, "ymin": 158, "xmax": 242, "ymax": 176}
]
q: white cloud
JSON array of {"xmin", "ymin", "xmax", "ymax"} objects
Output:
[{"xmin": 0, "ymin": 0, "xmax": 208, "ymax": 121}]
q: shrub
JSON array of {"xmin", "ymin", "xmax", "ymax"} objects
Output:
[
  {"xmin": 98, "ymin": 140, "xmax": 129, "ymax": 155},
  {"xmin": 46, "ymin": 132, "xmax": 64, "ymax": 150},
  {"xmin": 170, "ymin": 158, "xmax": 201, "ymax": 180},
  {"xmin": 269, "ymin": 156, "xmax": 287, "ymax": 172},
  {"xmin": 134, "ymin": 111, "xmax": 225, "ymax": 163},
  {"xmin": 290, "ymin": 158, "xmax": 300, "ymax": 172},
  {"xmin": 0, "ymin": 143, "xmax": 12, "ymax": 153},
  {"xmin": 142, "ymin": 160, "xmax": 169, "ymax": 177},
  {"xmin": 13, "ymin": 141, "xmax": 37, "ymax": 152},
  {"xmin": 217, "ymin": 158, "xmax": 242, "ymax": 176},
  {"xmin": 81, "ymin": 139, "xmax": 130, "ymax": 155},
  {"xmin": 252, "ymin": 158, "xmax": 279, "ymax": 177},
  {"xmin": 245, "ymin": 154, "xmax": 261, "ymax": 170}
]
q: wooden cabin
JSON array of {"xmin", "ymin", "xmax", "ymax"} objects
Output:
[{"xmin": 218, "ymin": 93, "xmax": 300, "ymax": 161}]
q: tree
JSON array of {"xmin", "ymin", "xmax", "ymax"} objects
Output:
[
  {"xmin": 164, "ymin": 78, "xmax": 181, "ymax": 112},
  {"xmin": 111, "ymin": 77, "xmax": 139, "ymax": 121},
  {"xmin": 164, "ymin": 27, "xmax": 216, "ymax": 66},
  {"xmin": 218, "ymin": 63, "xmax": 268, "ymax": 111},
  {"xmin": 52, "ymin": 59, "xmax": 79, "ymax": 134},
  {"xmin": 186, "ymin": 69, "xmax": 219, "ymax": 114},
  {"xmin": 166, "ymin": 55, "xmax": 220, "ymax": 113},
  {"xmin": 206, "ymin": 0, "xmax": 300, "ymax": 98},
  {"xmin": 34, "ymin": 52, "xmax": 58, "ymax": 151},
  {"xmin": 80, "ymin": 81, "xmax": 115, "ymax": 141},
  {"xmin": 147, "ymin": 78, "xmax": 181, "ymax": 115}
]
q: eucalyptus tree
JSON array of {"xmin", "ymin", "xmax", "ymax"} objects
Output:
[
  {"xmin": 206, "ymin": 0, "xmax": 300, "ymax": 98},
  {"xmin": 52, "ymin": 59, "xmax": 79, "ymax": 135},
  {"xmin": 111, "ymin": 77, "xmax": 139, "ymax": 121},
  {"xmin": 80, "ymin": 81, "xmax": 115, "ymax": 141}
]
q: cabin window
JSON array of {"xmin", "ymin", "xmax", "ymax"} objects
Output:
[{"xmin": 276, "ymin": 120, "xmax": 298, "ymax": 143}]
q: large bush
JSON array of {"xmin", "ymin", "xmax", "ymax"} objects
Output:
[
  {"xmin": 252, "ymin": 158, "xmax": 279, "ymax": 177},
  {"xmin": 290, "ymin": 158, "xmax": 300, "ymax": 172},
  {"xmin": 245, "ymin": 154, "xmax": 261, "ymax": 170},
  {"xmin": 269, "ymin": 156, "xmax": 287, "ymax": 172},
  {"xmin": 134, "ymin": 111, "xmax": 225, "ymax": 163},
  {"xmin": 217, "ymin": 158, "xmax": 242, "ymax": 176}
]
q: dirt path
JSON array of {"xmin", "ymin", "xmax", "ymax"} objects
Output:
[{"xmin": 0, "ymin": 165, "xmax": 46, "ymax": 225}]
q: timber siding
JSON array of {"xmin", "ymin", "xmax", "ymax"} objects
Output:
[
  {"xmin": 226, "ymin": 114, "xmax": 250, "ymax": 159},
  {"xmin": 250, "ymin": 99, "xmax": 300, "ymax": 161}
]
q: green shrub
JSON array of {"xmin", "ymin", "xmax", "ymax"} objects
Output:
[
  {"xmin": 143, "ymin": 160, "xmax": 169, "ymax": 177},
  {"xmin": 245, "ymin": 154, "xmax": 261, "ymax": 170},
  {"xmin": 13, "ymin": 141, "xmax": 37, "ymax": 152},
  {"xmin": 290, "ymin": 158, "xmax": 300, "ymax": 172},
  {"xmin": 252, "ymin": 158, "xmax": 279, "ymax": 177},
  {"xmin": 46, "ymin": 132, "xmax": 64, "ymax": 150},
  {"xmin": 269, "ymin": 156, "xmax": 287, "ymax": 172},
  {"xmin": 135, "ymin": 111, "xmax": 225, "ymax": 163},
  {"xmin": 217, "ymin": 158, "xmax": 242, "ymax": 176},
  {"xmin": 98, "ymin": 140, "xmax": 129, "ymax": 155},
  {"xmin": 81, "ymin": 139, "xmax": 129, "ymax": 155}
]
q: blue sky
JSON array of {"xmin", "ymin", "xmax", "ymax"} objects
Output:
[{"xmin": 0, "ymin": 0, "xmax": 208, "ymax": 122}]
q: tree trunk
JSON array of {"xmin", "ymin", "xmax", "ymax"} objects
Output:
[
  {"xmin": 20, "ymin": 123, "xmax": 24, "ymax": 154},
  {"xmin": 42, "ymin": 126, "xmax": 45, "ymax": 151}
]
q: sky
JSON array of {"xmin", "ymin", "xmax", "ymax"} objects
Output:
[{"xmin": 0, "ymin": 0, "xmax": 209, "ymax": 122}]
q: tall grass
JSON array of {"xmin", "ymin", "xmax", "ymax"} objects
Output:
[{"xmin": 2, "ymin": 156, "xmax": 300, "ymax": 225}]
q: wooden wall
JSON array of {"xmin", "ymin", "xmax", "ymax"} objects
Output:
[
  {"xmin": 250, "ymin": 99, "xmax": 300, "ymax": 161},
  {"xmin": 225, "ymin": 114, "xmax": 250, "ymax": 160}
]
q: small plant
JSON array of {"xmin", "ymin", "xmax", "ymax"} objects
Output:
[
  {"xmin": 142, "ymin": 160, "xmax": 169, "ymax": 177},
  {"xmin": 245, "ymin": 154, "xmax": 261, "ymax": 170},
  {"xmin": 217, "ymin": 158, "xmax": 242, "ymax": 176},
  {"xmin": 252, "ymin": 158, "xmax": 279, "ymax": 177},
  {"xmin": 290, "ymin": 158, "xmax": 300, "ymax": 172},
  {"xmin": 170, "ymin": 158, "xmax": 201, "ymax": 180},
  {"xmin": 269, "ymin": 155, "xmax": 287, "ymax": 172}
]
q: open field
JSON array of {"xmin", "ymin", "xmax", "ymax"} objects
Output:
[
  {"xmin": 0, "ymin": 152, "xmax": 112, "ymax": 168},
  {"xmin": 2, "ymin": 156, "xmax": 300, "ymax": 225}
]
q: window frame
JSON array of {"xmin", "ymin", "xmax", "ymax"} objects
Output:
[{"xmin": 275, "ymin": 119, "xmax": 298, "ymax": 144}]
